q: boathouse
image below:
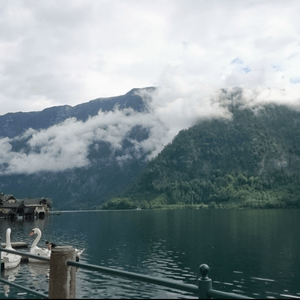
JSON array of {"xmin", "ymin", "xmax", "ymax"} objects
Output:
[
  {"xmin": 0, "ymin": 202, "xmax": 25, "ymax": 218},
  {"xmin": 0, "ymin": 194, "xmax": 25, "ymax": 219},
  {"xmin": 0, "ymin": 193, "xmax": 52, "ymax": 219},
  {"xmin": 0, "ymin": 194, "xmax": 18, "ymax": 204},
  {"xmin": 22, "ymin": 198, "xmax": 52, "ymax": 218}
]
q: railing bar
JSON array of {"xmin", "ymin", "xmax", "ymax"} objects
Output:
[
  {"xmin": 208, "ymin": 288, "xmax": 254, "ymax": 299},
  {"xmin": 67, "ymin": 260, "xmax": 198, "ymax": 295},
  {"xmin": 1, "ymin": 248, "xmax": 256, "ymax": 299},
  {"xmin": 0, "ymin": 278, "xmax": 48, "ymax": 299},
  {"xmin": 0, "ymin": 247, "xmax": 50, "ymax": 262}
]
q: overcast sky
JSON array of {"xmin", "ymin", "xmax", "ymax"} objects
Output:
[
  {"xmin": 1, "ymin": 0, "xmax": 300, "ymax": 175},
  {"xmin": 1, "ymin": 0, "xmax": 300, "ymax": 116}
]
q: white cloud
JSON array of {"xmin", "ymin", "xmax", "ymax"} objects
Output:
[
  {"xmin": 0, "ymin": 84, "xmax": 232, "ymax": 175},
  {"xmin": 0, "ymin": 77, "xmax": 299, "ymax": 175},
  {"xmin": 0, "ymin": 0, "xmax": 300, "ymax": 115},
  {"xmin": 1, "ymin": 0, "xmax": 300, "ymax": 174}
]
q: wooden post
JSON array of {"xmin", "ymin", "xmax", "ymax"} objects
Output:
[
  {"xmin": 0, "ymin": 246, "xmax": 3, "ymax": 273},
  {"xmin": 49, "ymin": 246, "xmax": 76, "ymax": 299},
  {"xmin": 198, "ymin": 264, "xmax": 212, "ymax": 299}
]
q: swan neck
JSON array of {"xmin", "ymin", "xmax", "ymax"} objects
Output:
[
  {"xmin": 6, "ymin": 229, "xmax": 12, "ymax": 249},
  {"xmin": 32, "ymin": 230, "xmax": 41, "ymax": 248}
]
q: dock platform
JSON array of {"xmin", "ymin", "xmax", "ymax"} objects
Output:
[{"xmin": 1, "ymin": 242, "xmax": 28, "ymax": 249}]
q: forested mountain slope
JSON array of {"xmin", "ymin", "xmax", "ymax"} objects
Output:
[
  {"xmin": 2, "ymin": 86, "xmax": 300, "ymax": 210},
  {"xmin": 119, "ymin": 103, "xmax": 300, "ymax": 208},
  {"xmin": 0, "ymin": 88, "xmax": 153, "ymax": 210}
]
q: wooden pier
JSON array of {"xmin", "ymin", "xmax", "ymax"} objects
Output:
[{"xmin": 1, "ymin": 242, "xmax": 28, "ymax": 249}]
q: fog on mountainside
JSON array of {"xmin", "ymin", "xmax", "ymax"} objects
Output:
[
  {"xmin": 0, "ymin": 87, "xmax": 300, "ymax": 209},
  {"xmin": 118, "ymin": 100, "xmax": 300, "ymax": 210}
]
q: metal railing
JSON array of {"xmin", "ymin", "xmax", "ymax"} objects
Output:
[
  {"xmin": 0, "ymin": 247, "xmax": 49, "ymax": 298},
  {"xmin": 0, "ymin": 246, "xmax": 254, "ymax": 299}
]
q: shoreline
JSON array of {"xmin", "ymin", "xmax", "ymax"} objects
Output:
[{"xmin": 50, "ymin": 204, "xmax": 300, "ymax": 213}]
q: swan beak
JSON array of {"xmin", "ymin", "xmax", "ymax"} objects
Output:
[{"xmin": 29, "ymin": 231, "xmax": 34, "ymax": 236}]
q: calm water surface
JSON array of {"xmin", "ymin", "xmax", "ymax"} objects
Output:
[{"xmin": 0, "ymin": 209, "xmax": 300, "ymax": 299}]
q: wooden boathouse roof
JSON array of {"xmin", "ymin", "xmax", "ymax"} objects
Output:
[
  {"xmin": 0, "ymin": 193, "xmax": 52, "ymax": 208},
  {"xmin": 22, "ymin": 198, "xmax": 52, "ymax": 206},
  {"xmin": 0, "ymin": 194, "xmax": 17, "ymax": 203}
]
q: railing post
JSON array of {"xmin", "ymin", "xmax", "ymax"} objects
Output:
[
  {"xmin": 49, "ymin": 246, "xmax": 76, "ymax": 299},
  {"xmin": 0, "ymin": 246, "xmax": 3, "ymax": 273},
  {"xmin": 198, "ymin": 264, "xmax": 212, "ymax": 299}
]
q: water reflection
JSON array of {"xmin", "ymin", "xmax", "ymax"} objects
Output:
[
  {"xmin": 0, "ymin": 217, "xmax": 50, "ymax": 249},
  {"xmin": 28, "ymin": 263, "xmax": 49, "ymax": 281},
  {"xmin": 2, "ymin": 264, "xmax": 21, "ymax": 297},
  {"xmin": 1, "ymin": 210, "xmax": 300, "ymax": 299}
]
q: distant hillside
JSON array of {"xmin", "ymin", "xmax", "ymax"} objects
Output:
[
  {"xmin": 0, "ymin": 88, "xmax": 155, "ymax": 210},
  {"xmin": 0, "ymin": 88, "xmax": 151, "ymax": 138},
  {"xmin": 119, "ymin": 102, "xmax": 300, "ymax": 209},
  {"xmin": 3, "ymin": 87, "xmax": 300, "ymax": 210}
]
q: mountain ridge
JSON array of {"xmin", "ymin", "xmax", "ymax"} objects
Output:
[
  {"xmin": 0, "ymin": 87, "xmax": 155, "ymax": 209},
  {"xmin": 0, "ymin": 87, "xmax": 155, "ymax": 138},
  {"xmin": 2, "ymin": 87, "xmax": 300, "ymax": 210},
  {"xmin": 117, "ymin": 102, "xmax": 300, "ymax": 209}
]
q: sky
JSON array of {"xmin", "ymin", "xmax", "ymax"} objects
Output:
[
  {"xmin": 1, "ymin": 0, "xmax": 300, "ymax": 116},
  {"xmin": 1, "ymin": 0, "xmax": 300, "ymax": 175}
]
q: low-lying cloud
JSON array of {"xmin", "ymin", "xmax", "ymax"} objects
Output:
[
  {"xmin": 1, "ymin": 72, "xmax": 300, "ymax": 176},
  {"xmin": 0, "ymin": 83, "xmax": 233, "ymax": 175}
]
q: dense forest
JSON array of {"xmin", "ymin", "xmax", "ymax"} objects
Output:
[
  {"xmin": 2, "ymin": 87, "xmax": 300, "ymax": 210},
  {"xmin": 102, "ymin": 102, "xmax": 300, "ymax": 209},
  {"xmin": 0, "ymin": 88, "xmax": 150, "ymax": 210}
]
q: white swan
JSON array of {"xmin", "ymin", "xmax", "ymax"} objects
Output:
[
  {"xmin": 29, "ymin": 228, "xmax": 51, "ymax": 263},
  {"xmin": 74, "ymin": 247, "xmax": 85, "ymax": 261},
  {"xmin": 1, "ymin": 228, "xmax": 21, "ymax": 270},
  {"xmin": 75, "ymin": 248, "xmax": 85, "ymax": 261},
  {"xmin": 45, "ymin": 241, "xmax": 85, "ymax": 261}
]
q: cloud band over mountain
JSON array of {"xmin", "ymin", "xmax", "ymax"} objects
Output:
[
  {"xmin": 2, "ymin": 83, "xmax": 300, "ymax": 176},
  {"xmin": 0, "ymin": 86, "xmax": 231, "ymax": 175}
]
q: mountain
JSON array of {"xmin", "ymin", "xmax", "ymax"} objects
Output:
[
  {"xmin": 3, "ymin": 87, "xmax": 300, "ymax": 210},
  {"xmin": 0, "ymin": 88, "xmax": 155, "ymax": 210},
  {"xmin": 120, "ymin": 100, "xmax": 300, "ymax": 209},
  {"xmin": 0, "ymin": 88, "xmax": 151, "ymax": 138}
]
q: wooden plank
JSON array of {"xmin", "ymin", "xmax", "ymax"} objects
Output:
[{"xmin": 1, "ymin": 242, "xmax": 28, "ymax": 248}]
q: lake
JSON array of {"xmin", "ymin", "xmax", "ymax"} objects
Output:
[{"xmin": 0, "ymin": 209, "xmax": 300, "ymax": 299}]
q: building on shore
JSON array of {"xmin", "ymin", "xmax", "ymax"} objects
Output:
[{"xmin": 0, "ymin": 193, "xmax": 52, "ymax": 219}]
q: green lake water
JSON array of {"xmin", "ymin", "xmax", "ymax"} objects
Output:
[{"xmin": 0, "ymin": 209, "xmax": 300, "ymax": 299}]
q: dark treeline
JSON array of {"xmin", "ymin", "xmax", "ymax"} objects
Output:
[{"xmin": 102, "ymin": 102, "xmax": 300, "ymax": 209}]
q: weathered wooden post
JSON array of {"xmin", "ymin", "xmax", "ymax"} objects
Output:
[
  {"xmin": 49, "ymin": 246, "xmax": 76, "ymax": 299},
  {"xmin": 198, "ymin": 264, "xmax": 212, "ymax": 299},
  {"xmin": 0, "ymin": 246, "xmax": 3, "ymax": 273}
]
